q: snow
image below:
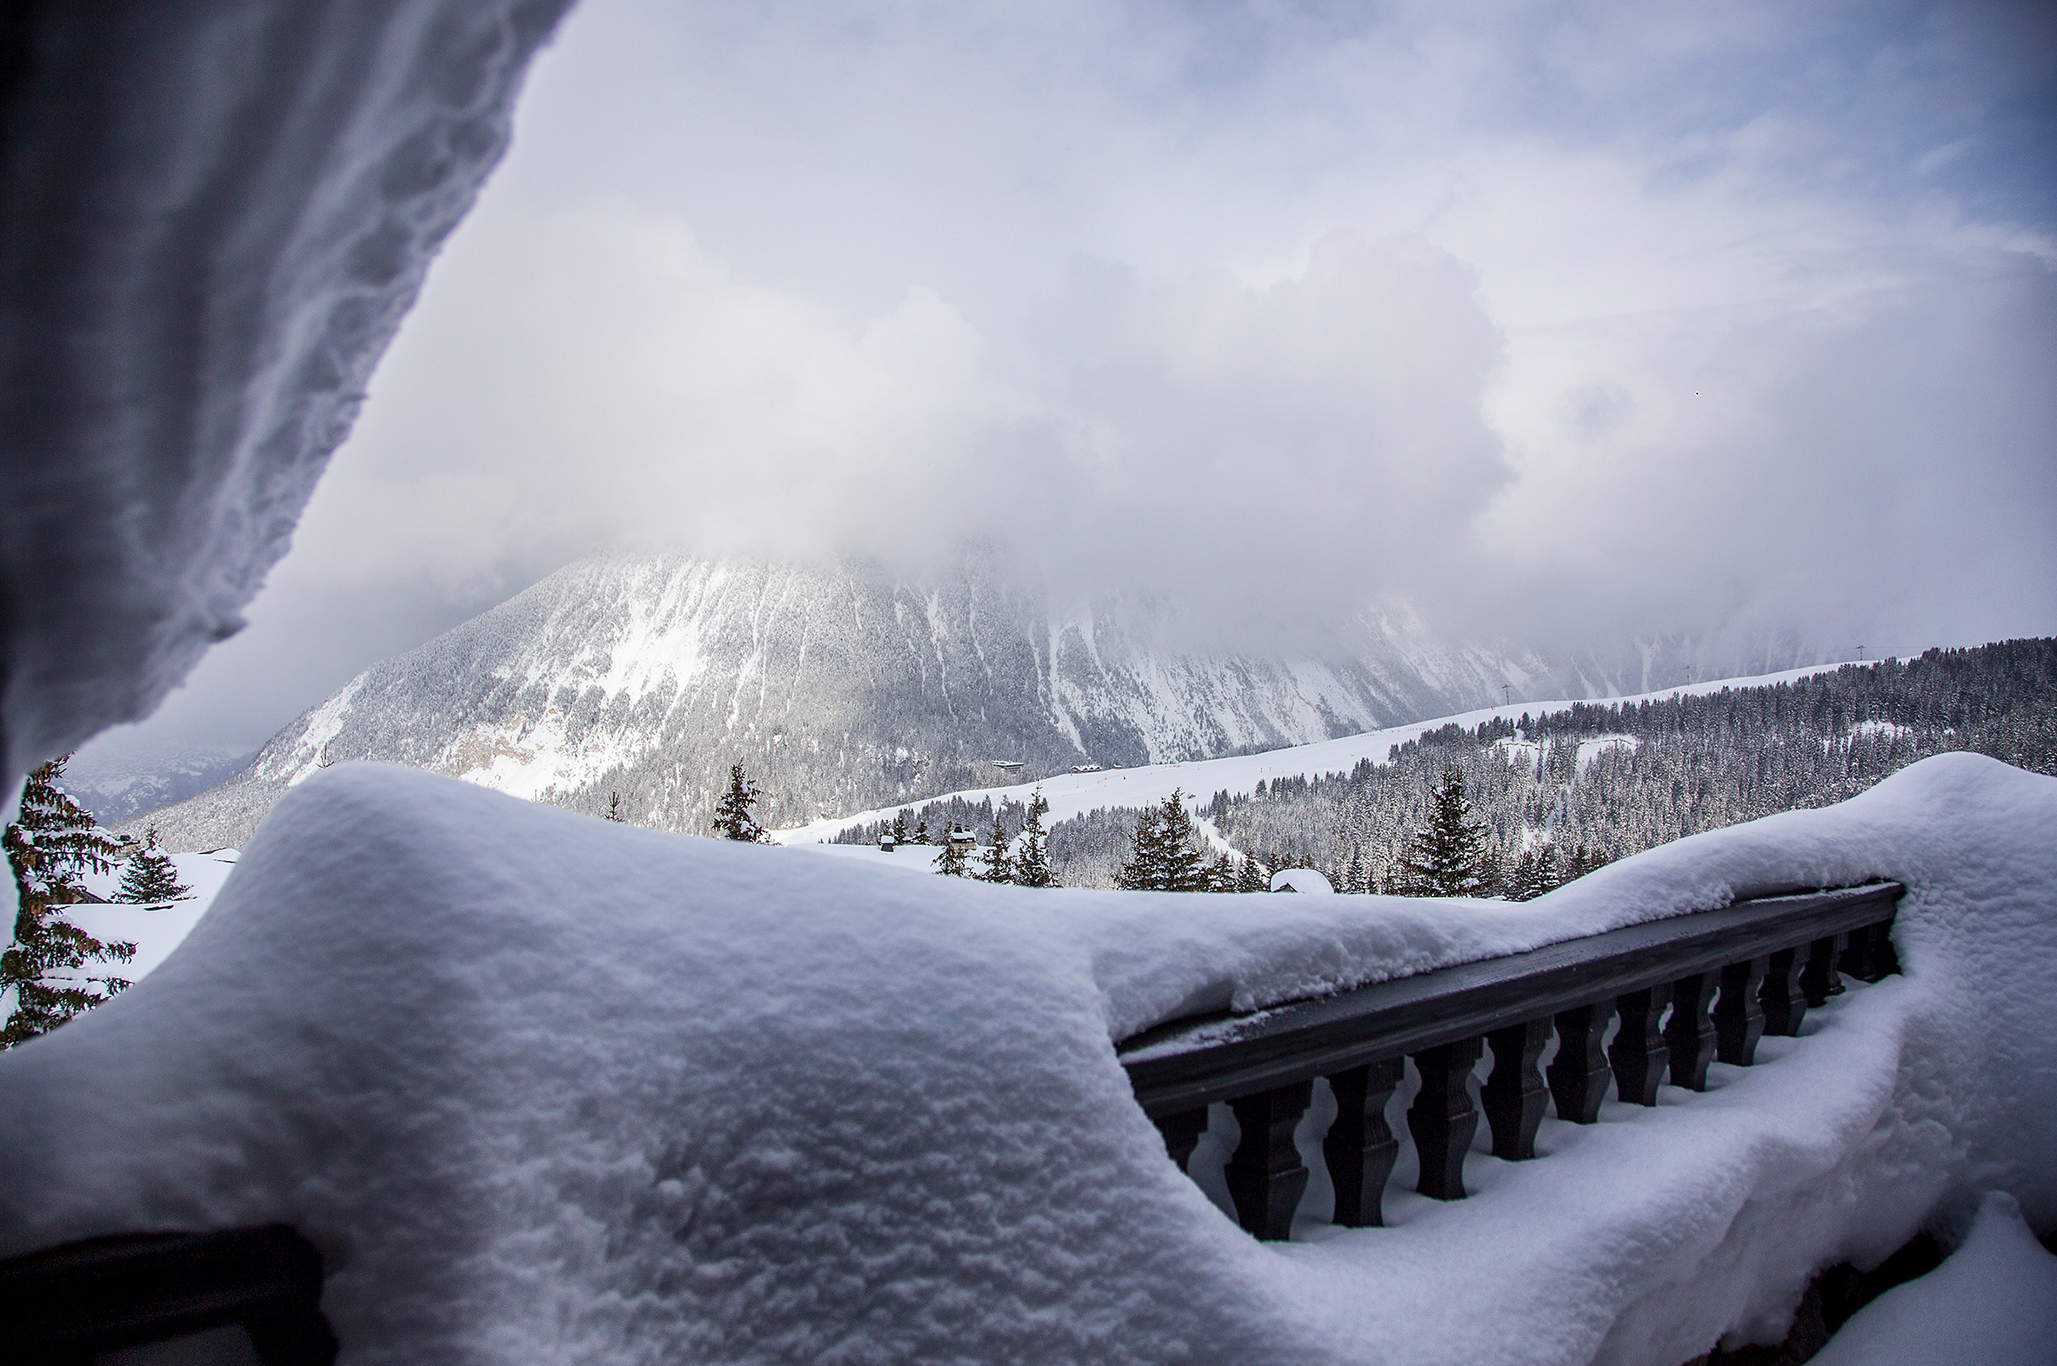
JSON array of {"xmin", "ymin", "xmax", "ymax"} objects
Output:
[
  {"xmin": 775, "ymin": 662, "xmax": 1861, "ymax": 844},
  {"xmin": 1811, "ymin": 1192, "xmax": 2057, "ymax": 1366},
  {"xmin": 0, "ymin": 751, "xmax": 2052, "ymax": 1364},
  {"xmin": 0, "ymin": 1, "xmax": 571, "ymax": 784},
  {"xmin": 1271, "ymin": 868, "xmax": 1336, "ymax": 894},
  {"xmin": 1575, "ymin": 734, "xmax": 1641, "ymax": 772},
  {"xmin": 60, "ymin": 851, "xmax": 242, "ymax": 986}
]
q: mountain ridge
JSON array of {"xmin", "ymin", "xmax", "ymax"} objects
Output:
[{"xmin": 128, "ymin": 552, "xmax": 1841, "ymax": 850}]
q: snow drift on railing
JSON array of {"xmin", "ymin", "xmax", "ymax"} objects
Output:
[{"xmin": 0, "ymin": 752, "xmax": 2051, "ymax": 1364}]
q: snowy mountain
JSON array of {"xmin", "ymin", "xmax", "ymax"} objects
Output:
[
  {"xmin": 131, "ymin": 552, "xmax": 1837, "ymax": 850},
  {"xmin": 55, "ymin": 741, "xmax": 257, "ymax": 827}
]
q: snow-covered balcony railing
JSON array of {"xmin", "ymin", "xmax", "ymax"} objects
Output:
[{"xmin": 1118, "ymin": 882, "xmax": 1903, "ymax": 1238}]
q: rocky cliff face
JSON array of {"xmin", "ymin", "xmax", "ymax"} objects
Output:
[{"xmin": 132, "ymin": 552, "xmax": 1829, "ymax": 848}]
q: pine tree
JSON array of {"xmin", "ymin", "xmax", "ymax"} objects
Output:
[
  {"xmin": 605, "ymin": 792, "xmax": 626, "ymax": 822},
  {"xmin": 1013, "ymin": 788, "xmax": 1056, "ymax": 887},
  {"xmin": 1115, "ymin": 791, "xmax": 1207, "ymax": 891},
  {"xmin": 1394, "ymin": 765, "xmax": 1500, "ymax": 897},
  {"xmin": 1114, "ymin": 805, "xmax": 1166, "ymax": 890},
  {"xmin": 3, "ymin": 757, "xmax": 135, "ymax": 1046},
  {"xmin": 891, "ymin": 811, "xmax": 909, "ymax": 844},
  {"xmin": 935, "ymin": 835, "xmax": 970, "ymax": 877},
  {"xmin": 1506, "ymin": 843, "xmax": 1560, "ymax": 902},
  {"xmin": 975, "ymin": 814, "xmax": 1015, "ymax": 883},
  {"xmin": 912, "ymin": 820, "xmax": 931, "ymax": 845},
  {"xmin": 115, "ymin": 827, "xmax": 189, "ymax": 905},
  {"xmin": 1235, "ymin": 854, "xmax": 1270, "ymax": 893},
  {"xmin": 1158, "ymin": 793, "xmax": 1207, "ymax": 891},
  {"xmin": 710, "ymin": 763, "xmax": 770, "ymax": 842}
]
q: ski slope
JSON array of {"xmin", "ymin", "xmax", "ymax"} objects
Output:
[{"xmin": 774, "ymin": 662, "xmax": 1866, "ymax": 844}]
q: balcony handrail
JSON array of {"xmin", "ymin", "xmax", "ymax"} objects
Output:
[{"xmin": 1116, "ymin": 881, "xmax": 1904, "ymax": 1238}]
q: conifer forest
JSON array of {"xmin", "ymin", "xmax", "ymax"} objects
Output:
[{"xmin": 1218, "ymin": 641, "xmax": 2057, "ymax": 894}]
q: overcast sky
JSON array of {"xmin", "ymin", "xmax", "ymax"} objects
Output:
[{"xmin": 97, "ymin": 0, "xmax": 2057, "ymax": 760}]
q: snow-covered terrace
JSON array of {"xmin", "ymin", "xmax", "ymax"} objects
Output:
[
  {"xmin": 2, "ymin": 6, "xmax": 2054, "ymax": 1363},
  {"xmin": 5, "ymin": 755, "xmax": 2056, "ymax": 1362}
]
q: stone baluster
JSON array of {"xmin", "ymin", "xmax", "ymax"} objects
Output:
[
  {"xmin": 1548, "ymin": 1002, "xmax": 1615, "ymax": 1123},
  {"xmin": 1759, "ymin": 946, "xmax": 1808, "ymax": 1037},
  {"xmin": 1226, "ymin": 1081, "xmax": 1314, "ymax": 1240},
  {"xmin": 1154, "ymin": 1109, "xmax": 1208, "ymax": 1171},
  {"xmin": 1800, "ymin": 934, "xmax": 1845, "ymax": 1006},
  {"xmin": 1840, "ymin": 922, "xmax": 1895, "ymax": 983},
  {"xmin": 1482, "ymin": 1020, "xmax": 1551, "ymax": 1160},
  {"xmin": 1665, "ymin": 970, "xmax": 1720, "ymax": 1090},
  {"xmin": 1610, "ymin": 984, "xmax": 1671, "ymax": 1106},
  {"xmin": 1714, "ymin": 957, "xmax": 1768, "ymax": 1065},
  {"xmin": 1408, "ymin": 1039, "xmax": 1484, "ymax": 1200},
  {"xmin": 1323, "ymin": 1060, "xmax": 1405, "ymax": 1227}
]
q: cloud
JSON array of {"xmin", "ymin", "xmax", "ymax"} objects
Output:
[{"xmin": 123, "ymin": 0, "xmax": 2057, "ymax": 746}]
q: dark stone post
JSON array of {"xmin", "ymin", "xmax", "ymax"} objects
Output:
[
  {"xmin": 1800, "ymin": 934, "xmax": 1845, "ymax": 1006},
  {"xmin": 1548, "ymin": 1001, "xmax": 1615, "ymax": 1123},
  {"xmin": 1760, "ymin": 945, "xmax": 1808, "ymax": 1037},
  {"xmin": 1324, "ymin": 1059, "xmax": 1405, "ymax": 1227},
  {"xmin": 1714, "ymin": 957, "xmax": 1769, "ymax": 1065},
  {"xmin": 1610, "ymin": 984, "xmax": 1671, "ymax": 1106},
  {"xmin": 1840, "ymin": 922, "xmax": 1895, "ymax": 983},
  {"xmin": 1666, "ymin": 970, "xmax": 1720, "ymax": 1090},
  {"xmin": 1226, "ymin": 1081, "xmax": 1314, "ymax": 1240},
  {"xmin": 1408, "ymin": 1039, "xmax": 1484, "ymax": 1200},
  {"xmin": 1482, "ymin": 1019, "xmax": 1551, "ymax": 1160}
]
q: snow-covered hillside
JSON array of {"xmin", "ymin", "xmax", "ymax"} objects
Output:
[
  {"xmin": 775, "ymin": 662, "xmax": 1858, "ymax": 845},
  {"xmin": 4, "ymin": 753, "xmax": 2052, "ymax": 1363},
  {"xmin": 128, "ymin": 552, "xmax": 1845, "ymax": 851}
]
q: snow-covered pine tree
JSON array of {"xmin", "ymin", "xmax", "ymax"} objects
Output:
[
  {"xmin": 912, "ymin": 820, "xmax": 931, "ymax": 845},
  {"xmin": 1013, "ymin": 789, "xmax": 1055, "ymax": 887},
  {"xmin": 891, "ymin": 812, "xmax": 909, "ymax": 844},
  {"xmin": 3, "ymin": 757, "xmax": 135, "ymax": 1046},
  {"xmin": 1560, "ymin": 843, "xmax": 1609, "ymax": 884},
  {"xmin": 1113, "ymin": 804, "xmax": 1166, "ymax": 890},
  {"xmin": 115, "ymin": 826, "xmax": 189, "ymax": 905},
  {"xmin": 710, "ymin": 763, "xmax": 770, "ymax": 842},
  {"xmin": 1506, "ymin": 843, "xmax": 1565, "ymax": 902},
  {"xmin": 1235, "ymin": 854, "xmax": 1270, "ymax": 893},
  {"xmin": 1393, "ymin": 765, "xmax": 1500, "ymax": 898},
  {"xmin": 1115, "ymin": 791, "xmax": 1207, "ymax": 891},
  {"xmin": 1157, "ymin": 792, "xmax": 1208, "ymax": 892},
  {"xmin": 975, "ymin": 814, "xmax": 1015, "ymax": 883},
  {"xmin": 935, "ymin": 835, "xmax": 970, "ymax": 877},
  {"xmin": 606, "ymin": 792, "xmax": 626, "ymax": 822}
]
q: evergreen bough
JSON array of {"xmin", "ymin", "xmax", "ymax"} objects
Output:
[{"xmin": 3, "ymin": 757, "xmax": 135, "ymax": 1046}]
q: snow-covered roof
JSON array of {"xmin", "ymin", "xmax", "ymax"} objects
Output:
[
  {"xmin": 1270, "ymin": 868, "xmax": 1335, "ymax": 894},
  {"xmin": 2, "ymin": 754, "xmax": 2052, "ymax": 1361}
]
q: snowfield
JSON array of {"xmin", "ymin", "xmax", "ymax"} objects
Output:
[
  {"xmin": 55, "ymin": 850, "xmax": 242, "ymax": 986},
  {"xmin": 0, "ymin": 752, "xmax": 2052, "ymax": 1364}
]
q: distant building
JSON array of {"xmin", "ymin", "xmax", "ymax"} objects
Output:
[
  {"xmin": 1270, "ymin": 868, "xmax": 1335, "ymax": 895},
  {"xmin": 991, "ymin": 760, "xmax": 1024, "ymax": 777},
  {"xmin": 1070, "ymin": 764, "xmax": 1101, "ymax": 774}
]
